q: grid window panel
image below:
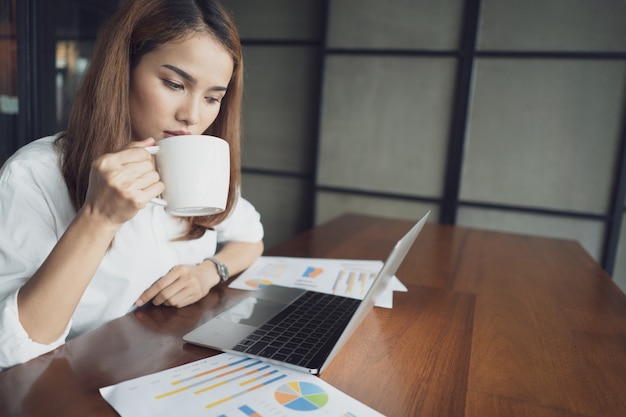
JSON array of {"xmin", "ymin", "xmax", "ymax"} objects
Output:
[
  {"xmin": 327, "ymin": 0, "xmax": 464, "ymax": 50},
  {"xmin": 222, "ymin": 0, "xmax": 323, "ymax": 41},
  {"xmin": 241, "ymin": 46, "xmax": 321, "ymax": 174},
  {"xmin": 461, "ymin": 58, "xmax": 626, "ymax": 214},
  {"xmin": 317, "ymin": 55, "xmax": 456, "ymax": 198},
  {"xmin": 478, "ymin": 0, "xmax": 626, "ymax": 52},
  {"xmin": 315, "ymin": 191, "xmax": 439, "ymax": 226},
  {"xmin": 241, "ymin": 174, "xmax": 311, "ymax": 249}
]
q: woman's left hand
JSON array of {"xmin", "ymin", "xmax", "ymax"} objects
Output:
[
  {"xmin": 136, "ymin": 262, "xmax": 220, "ymax": 308},
  {"xmin": 136, "ymin": 241, "xmax": 263, "ymax": 309}
]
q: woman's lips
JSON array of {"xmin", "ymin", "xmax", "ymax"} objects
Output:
[{"xmin": 163, "ymin": 130, "xmax": 192, "ymax": 137}]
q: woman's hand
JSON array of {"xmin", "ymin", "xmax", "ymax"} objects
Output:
[
  {"xmin": 136, "ymin": 242, "xmax": 263, "ymax": 309},
  {"xmin": 136, "ymin": 262, "xmax": 220, "ymax": 308},
  {"xmin": 82, "ymin": 138, "xmax": 164, "ymax": 226}
]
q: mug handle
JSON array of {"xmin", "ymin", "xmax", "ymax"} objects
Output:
[{"xmin": 146, "ymin": 146, "xmax": 167, "ymax": 207}]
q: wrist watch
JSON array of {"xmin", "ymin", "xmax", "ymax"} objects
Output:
[{"xmin": 206, "ymin": 257, "xmax": 229, "ymax": 283}]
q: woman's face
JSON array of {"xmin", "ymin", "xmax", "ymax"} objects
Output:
[{"xmin": 129, "ymin": 33, "xmax": 234, "ymax": 141}]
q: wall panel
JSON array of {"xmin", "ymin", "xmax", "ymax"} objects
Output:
[
  {"xmin": 315, "ymin": 192, "xmax": 438, "ymax": 226},
  {"xmin": 242, "ymin": 174, "xmax": 311, "ymax": 249},
  {"xmin": 241, "ymin": 46, "xmax": 320, "ymax": 174},
  {"xmin": 327, "ymin": 0, "xmax": 464, "ymax": 49},
  {"xmin": 461, "ymin": 58, "xmax": 626, "ymax": 213},
  {"xmin": 317, "ymin": 56, "xmax": 456, "ymax": 197},
  {"xmin": 478, "ymin": 0, "xmax": 626, "ymax": 52}
]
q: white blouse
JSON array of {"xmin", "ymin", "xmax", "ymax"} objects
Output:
[{"xmin": 0, "ymin": 135, "xmax": 263, "ymax": 369}]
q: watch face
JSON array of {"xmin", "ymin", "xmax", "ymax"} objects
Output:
[{"xmin": 209, "ymin": 258, "xmax": 228, "ymax": 282}]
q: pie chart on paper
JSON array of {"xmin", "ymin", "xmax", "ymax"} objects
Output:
[
  {"xmin": 245, "ymin": 279, "xmax": 273, "ymax": 289},
  {"xmin": 274, "ymin": 381, "xmax": 329, "ymax": 411}
]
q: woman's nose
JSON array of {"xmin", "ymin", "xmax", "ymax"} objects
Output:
[{"xmin": 175, "ymin": 98, "xmax": 200, "ymax": 126}]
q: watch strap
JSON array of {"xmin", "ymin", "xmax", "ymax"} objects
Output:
[{"xmin": 205, "ymin": 257, "xmax": 229, "ymax": 283}]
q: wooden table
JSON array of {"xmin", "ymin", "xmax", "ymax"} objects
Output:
[{"xmin": 1, "ymin": 214, "xmax": 625, "ymax": 417}]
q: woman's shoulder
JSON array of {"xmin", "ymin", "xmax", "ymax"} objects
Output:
[
  {"xmin": 6, "ymin": 134, "xmax": 59, "ymax": 161},
  {"xmin": 0, "ymin": 134, "xmax": 64, "ymax": 190},
  {"xmin": 1, "ymin": 134, "xmax": 61, "ymax": 175}
]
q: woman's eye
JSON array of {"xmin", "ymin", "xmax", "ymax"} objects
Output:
[
  {"xmin": 206, "ymin": 96, "xmax": 221, "ymax": 104},
  {"xmin": 163, "ymin": 80, "xmax": 183, "ymax": 91}
]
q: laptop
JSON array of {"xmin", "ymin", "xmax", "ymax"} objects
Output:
[{"xmin": 183, "ymin": 211, "xmax": 430, "ymax": 374}]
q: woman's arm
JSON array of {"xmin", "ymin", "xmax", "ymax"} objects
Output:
[
  {"xmin": 17, "ymin": 139, "xmax": 163, "ymax": 344},
  {"xmin": 136, "ymin": 240, "xmax": 264, "ymax": 308},
  {"xmin": 17, "ymin": 210, "xmax": 120, "ymax": 343},
  {"xmin": 210, "ymin": 240, "xmax": 265, "ymax": 277}
]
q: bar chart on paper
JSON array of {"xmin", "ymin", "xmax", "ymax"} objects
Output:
[
  {"xmin": 99, "ymin": 353, "xmax": 384, "ymax": 417},
  {"xmin": 230, "ymin": 256, "xmax": 385, "ymax": 300}
]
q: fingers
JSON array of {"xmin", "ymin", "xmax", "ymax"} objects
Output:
[
  {"xmin": 110, "ymin": 140, "xmax": 163, "ymax": 199},
  {"xmin": 84, "ymin": 142, "xmax": 164, "ymax": 224},
  {"xmin": 147, "ymin": 277, "xmax": 197, "ymax": 308},
  {"xmin": 137, "ymin": 272, "xmax": 189, "ymax": 307}
]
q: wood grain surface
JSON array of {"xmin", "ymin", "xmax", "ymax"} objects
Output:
[{"xmin": 1, "ymin": 214, "xmax": 624, "ymax": 417}]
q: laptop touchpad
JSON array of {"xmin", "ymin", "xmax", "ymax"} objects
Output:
[{"xmin": 218, "ymin": 297, "xmax": 284, "ymax": 327}]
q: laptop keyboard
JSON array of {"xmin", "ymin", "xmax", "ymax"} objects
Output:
[{"xmin": 232, "ymin": 291, "xmax": 361, "ymax": 368}]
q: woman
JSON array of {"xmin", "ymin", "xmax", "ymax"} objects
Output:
[{"xmin": 0, "ymin": 0, "xmax": 264, "ymax": 369}]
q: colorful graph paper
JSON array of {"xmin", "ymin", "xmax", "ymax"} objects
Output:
[{"xmin": 100, "ymin": 353, "xmax": 385, "ymax": 417}]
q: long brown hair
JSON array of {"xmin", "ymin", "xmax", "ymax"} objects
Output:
[{"xmin": 56, "ymin": 0, "xmax": 243, "ymax": 239}]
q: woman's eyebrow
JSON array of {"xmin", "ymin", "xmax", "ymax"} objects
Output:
[
  {"xmin": 161, "ymin": 64, "xmax": 228, "ymax": 92},
  {"xmin": 162, "ymin": 64, "xmax": 196, "ymax": 84}
]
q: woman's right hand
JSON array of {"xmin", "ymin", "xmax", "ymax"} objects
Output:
[{"xmin": 82, "ymin": 138, "xmax": 165, "ymax": 226}]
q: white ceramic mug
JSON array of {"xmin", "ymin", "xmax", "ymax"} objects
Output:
[{"xmin": 147, "ymin": 135, "xmax": 230, "ymax": 216}]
